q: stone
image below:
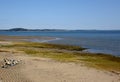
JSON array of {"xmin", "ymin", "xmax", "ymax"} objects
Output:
[{"xmin": 1, "ymin": 58, "xmax": 22, "ymax": 68}]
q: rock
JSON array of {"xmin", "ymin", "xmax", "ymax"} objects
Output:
[
  {"xmin": 1, "ymin": 65, "xmax": 8, "ymax": 68},
  {"xmin": 1, "ymin": 58, "xmax": 22, "ymax": 68}
]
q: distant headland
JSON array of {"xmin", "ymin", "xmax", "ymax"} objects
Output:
[
  {"xmin": 0, "ymin": 28, "xmax": 120, "ymax": 32},
  {"xmin": 0, "ymin": 28, "xmax": 68, "ymax": 31}
]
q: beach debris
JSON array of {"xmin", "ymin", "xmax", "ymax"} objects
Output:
[
  {"xmin": 1, "ymin": 58, "xmax": 22, "ymax": 68},
  {"xmin": 111, "ymin": 71, "xmax": 120, "ymax": 76}
]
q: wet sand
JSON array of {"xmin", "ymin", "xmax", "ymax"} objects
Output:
[{"xmin": 0, "ymin": 35, "xmax": 56, "ymax": 42}]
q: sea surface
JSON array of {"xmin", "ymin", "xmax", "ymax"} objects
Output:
[{"xmin": 0, "ymin": 30, "xmax": 120, "ymax": 56}]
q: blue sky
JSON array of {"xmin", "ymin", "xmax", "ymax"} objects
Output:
[{"xmin": 0, "ymin": 0, "xmax": 120, "ymax": 30}]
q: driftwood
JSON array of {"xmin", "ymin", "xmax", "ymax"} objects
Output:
[{"xmin": 1, "ymin": 58, "xmax": 21, "ymax": 68}]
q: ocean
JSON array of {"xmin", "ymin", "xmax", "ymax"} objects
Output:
[{"xmin": 0, "ymin": 30, "xmax": 120, "ymax": 56}]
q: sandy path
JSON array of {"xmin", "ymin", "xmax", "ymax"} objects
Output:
[{"xmin": 0, "ymin": 52, "xmax": 120, "ymax": 82}]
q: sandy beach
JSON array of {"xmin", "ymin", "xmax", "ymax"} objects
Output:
[
  {"xmin": 0, "ymin": 50, "xmax": 120, "ymax": 82},
  {"xmin": 0, "ymin": 0, "xmax": 120, "ymax": 81}
]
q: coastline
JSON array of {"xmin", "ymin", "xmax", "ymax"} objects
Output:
[
  {"xmin": 0, "ymin": 35, "xmax": 56, "ymax": 42},
  {"xmin": 29, "ymin": 37, "xmax": 62, "ymax": 43},
  {"xmin": 0, "ymin": 36, "xmax": 120, "ymax": 82},
  {"xmin": 0, "ymin": 35, "xmax": 119, "ymax": 56},
  {"xmin": 0, "ymin": 30, "xmax": 120, "ymax": 56}
]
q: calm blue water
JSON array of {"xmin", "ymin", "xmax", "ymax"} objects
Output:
[{"xmin": 0, "ymin": 30, "xmax": 120, "ymax": 56}]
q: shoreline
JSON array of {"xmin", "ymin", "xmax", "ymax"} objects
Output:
[
  {"xmin": 0, "ymin": 35, "xmax": 56, "ymax": 42},
  {"xmin": 0, "ymin": 35, "xmax": 119, "ymax": 57},
  {"xmin": 29, "ymin": 37, "xmax": 62, "ymax": 43},
  {"xmin": 0, "ymin": 30, "xmax": 120, "ymax": 56},
  {"xmin": 0, "ymin": 39, "xmax": 120, "ymax": 82}
]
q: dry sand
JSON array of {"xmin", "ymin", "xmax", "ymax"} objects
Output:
[{"xmin": 0, "ymin": 52, "xmax": 120, "ymax": 82}]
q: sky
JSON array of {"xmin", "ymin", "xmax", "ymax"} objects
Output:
[{"xmin": 0, "ymin": 0, "xmax": 120, "ymax": 30}]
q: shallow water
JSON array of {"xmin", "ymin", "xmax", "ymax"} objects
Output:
[{"xmin": 0, "ymin": 30, "xmax": 120, "ymax": 56}]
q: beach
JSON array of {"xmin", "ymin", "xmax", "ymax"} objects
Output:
[
  {"xmin": 0, "ymin": 0, "xmax": 120, "ymax": 81},
  {"xmin": 0, "ymin": 51, "xmax": 119, "ymax": 82},
  {"xmin": 0, "ymin": 39, "xmax": 120, "ymax": 82}
]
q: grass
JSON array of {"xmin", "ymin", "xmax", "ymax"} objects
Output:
[
  {"xmin": 1, "ymin": 41, "xmax": 120, "ymax": 72},
  {"xmin": 74, "ymin": 53, "xmax": 120, "ymax": 71},
  {"xmin": 0, "ymin": 42, "xmax": 85, "ymax": 51}
]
